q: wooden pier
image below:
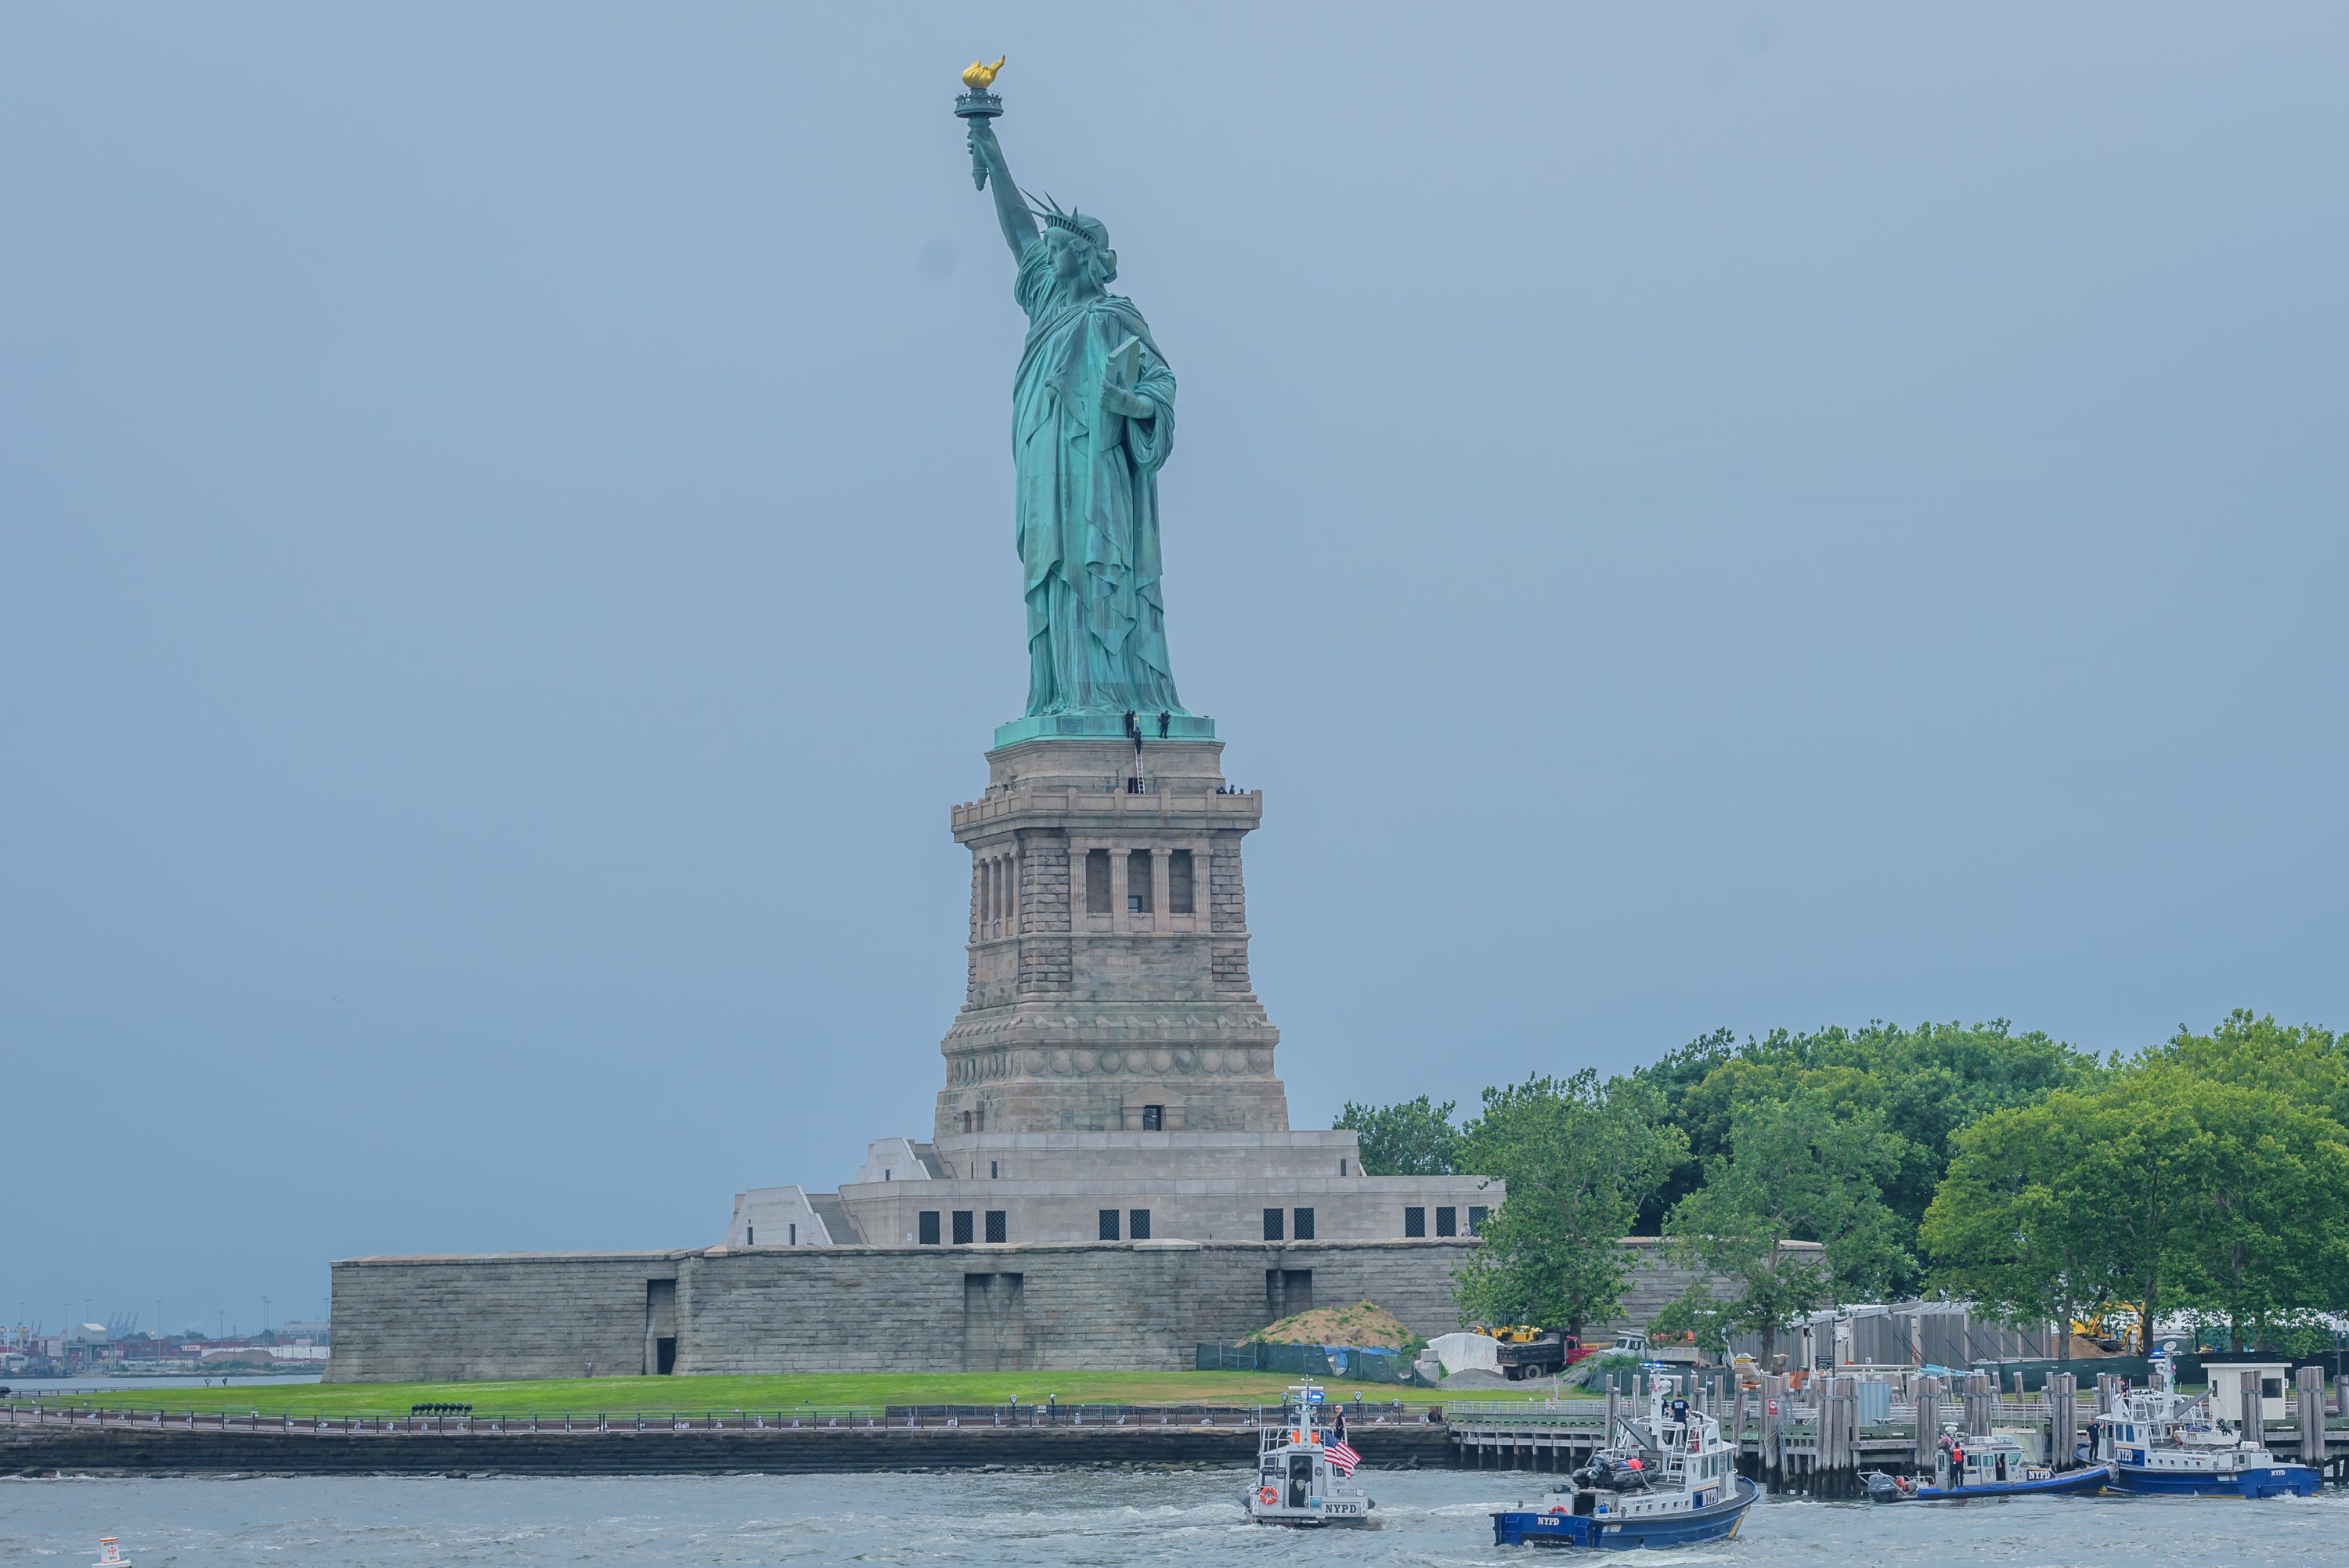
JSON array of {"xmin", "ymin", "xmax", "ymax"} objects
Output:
[{"xmin": 1445, "ymin": 1366, "xmax": 2349, "ymax": 1497}]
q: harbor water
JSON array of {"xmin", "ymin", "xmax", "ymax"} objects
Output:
[{"xmin": 4, "ymin": 1468, "xmax": 2344, "ymax": 1566}]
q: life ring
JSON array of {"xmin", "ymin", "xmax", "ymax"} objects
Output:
[
  {"xmin": 1550, "ymin": 1505, "xmax": 1568, "ymax": 1516},
  {"xmin": 1260, "ymin": 1487, "xmax": 1278, "ymax": 1506}
]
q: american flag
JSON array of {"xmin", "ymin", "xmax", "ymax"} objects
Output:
[{"xmin": 1326, "ymin": 1436, "xmax": 1361, "ymax": 1474}]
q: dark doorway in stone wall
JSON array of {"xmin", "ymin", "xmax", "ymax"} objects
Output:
[
  {"xmin": 1265, "ymin": 1267, "xmax": 1312, "ymax": 1323},
  {"xmin": 643, "ymin": 1278, "xmax": 678, "ymax": 1375},
  {"xmin": 963, "ymin": 1271, "xmax": 1027, "ymax": 1371}
]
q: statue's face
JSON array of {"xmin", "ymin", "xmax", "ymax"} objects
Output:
[{"xmin": 1047, "ymin": 230, "xmax": 1086, "ymax": 281}]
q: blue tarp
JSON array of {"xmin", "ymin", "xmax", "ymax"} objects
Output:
[{"xmin": 1195, "ymin": 1342, "xmax": 1430, "ymax": 1386}]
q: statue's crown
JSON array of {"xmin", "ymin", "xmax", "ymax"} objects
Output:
[{"xmin": 1027, "ymin": 190, "xmax": 1107, "ymax": 249}]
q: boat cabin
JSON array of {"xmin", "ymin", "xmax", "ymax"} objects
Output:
[
  {"xmin": 1245, "ymin": 1384, "xmax": 1373, "ymax": 1526},
  {"xmin": 1935, "ymin": 1430, "xmax": 2043, "ymax": 1489}
]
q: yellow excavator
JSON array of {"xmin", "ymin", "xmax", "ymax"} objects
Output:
[{"xmin": 2070, "ymin": 1306, "xmax": 2145, "ymax": 1354}]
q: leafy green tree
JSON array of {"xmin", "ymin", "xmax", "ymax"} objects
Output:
[
  {"xmin": 1450, "ymin": 1071, "xmax": 1686, "ymax": 1337},
  {"xmin": 1334, "ymin": 1094, "xmax": 1461, "ymax": 1175},
  {"xmin": 1630, "ymin": 1019, "xmax": 2100, "ymax": 1285},
  {"xmin": 1662, "ymin": 1093, "xmax": 1911, "ymax": 1365},
  {"xmin": 2165, "ymin": 1077, "xmax": 2349, "ymax": 1347},
  {"xmin": 1918, "ymin": 1097, "xmax": 2104, "ymax": 1355},
  {"xmin": 1922, "ymin": 1058, "xmax": 2349, "ymax": 1353},
  {"xmin": 1626, "ymin": 1028, "xmax": 1737, "ymax": 1230},
  {"xmin": 2162, "ymin": 1011, "xmax": 2349, "ymax": 1128}
]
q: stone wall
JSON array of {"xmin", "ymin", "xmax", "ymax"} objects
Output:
[
  {"xmin": 327, "ymin": 1237, "xmax": 1746, "ymax": 1384},
  {"xmin": 329, "ymin": 1251, "xmax": 694, "ymax": 1384},
  {"xmin": 329, "ymin": 1238, "xmax": 1481, "ymax": 1383}
]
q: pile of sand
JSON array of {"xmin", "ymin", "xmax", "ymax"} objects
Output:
[
  {"xmin": 1435, "ymin": 1368, "xmax": 1522, "ymax": 1390},
  {"xmin": 1246, "ymin": 1300, "xmax": 1419, "ymax": 1350}
]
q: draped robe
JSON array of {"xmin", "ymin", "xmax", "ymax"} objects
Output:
[{"xmin": 1010, "ymin": 240, "xmax": 1185, "ymax": 718}]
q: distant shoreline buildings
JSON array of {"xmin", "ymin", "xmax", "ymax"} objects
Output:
[{"xmin": 2, "ymin": 1318, "xmax": 329, "ymax": 1379}]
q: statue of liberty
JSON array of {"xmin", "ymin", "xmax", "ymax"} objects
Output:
[{"xmin": 963, "ymin": 106, "xmax": 1189, "ymax": 727}]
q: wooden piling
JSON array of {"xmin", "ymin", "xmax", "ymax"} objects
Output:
[
  {"xmin": 1961, "ymin": 1371, "xmax": 1990, "ymax": 1437},
  {"xmin": 1760, "ymin": 1374, "xmax": 1782, "ymax": 1493},
  {"xmin": 2048, "ymin": 1372, "xmax": 2077, "ymax": 1469},
  {"xmin": 1915, "ymin": 1375, "xmax": 1941, "ymax": 1469},
  {"xmin": 2297, "ymin": 1366, "xmax": 2324, "ymax": 1465}
]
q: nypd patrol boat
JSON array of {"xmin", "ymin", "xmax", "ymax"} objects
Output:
[
  {"xmin": 1492, "ymin": 1373, "xmax": 1755, "ymax": 1549},
  {"xmin": 1242, "ymin": 1385, "xmax": 1378, "ymax": 1527},
  {"xmin": 1864, "ymin": 1427, "xmax": 2113, "ymax": 1501},
  {"xmin": 2089, "ymin": 1352, "xmax": 2318, "ymax": 1498}
]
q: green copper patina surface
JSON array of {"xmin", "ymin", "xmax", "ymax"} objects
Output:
[{"xmin": 964, "ymin": 102, "xmax": 1209, "ymax": 750}]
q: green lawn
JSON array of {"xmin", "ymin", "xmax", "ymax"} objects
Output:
[{"xmin": 23, "ymin": 1369, "xmax": 1490, "ymax": 1418}]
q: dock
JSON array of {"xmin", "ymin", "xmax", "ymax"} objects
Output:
[
  {"xmin": 1446, "ymin": 1366, "xmax": 2349, "ymax": 1497},
  {"xmin": 13, "ymin": 1371, "xmax": 2349, "ymax": 1484}
]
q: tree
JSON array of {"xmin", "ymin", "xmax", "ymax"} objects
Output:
[
  {"xmin": 1629, "ymin": 1019, "xmax": 2099, "ymax": 1249},
  {"xmin": 1334, "ymin": 1095, "xmax": 1461, "ymax": 1175},
  {"xmin": 1921, "ymin": 1060, "xmax": 2349, "ymax": 1354},
  {"xmin": 1918, "ymin": 1098, "xmax": 2102, "ymax": 1355},
  {"xmin": 2163, "ymin": 1011, "xmax": 2349, "ymax": 1128},
  {"xmin": 1624, "ymin": 1028, "xmax": 1737, "ymax": 1231},
  {"xmin": 1662, "ymin": 1093, "xmax": 1910, "ymax": 1366},
  {"xmin": 1450, "ymin": 1071, "xmax": 1686, "ymax": 1337}
]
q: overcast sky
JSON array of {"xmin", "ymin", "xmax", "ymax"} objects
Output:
[{"xmin": 5, "ymin": 5, "xmax": 2344, "ymax": 1337}]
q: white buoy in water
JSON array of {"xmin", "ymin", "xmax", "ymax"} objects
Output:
[{"xmin": 94, "ymin": 1538, "xmax": 128, "ymax": 1568}]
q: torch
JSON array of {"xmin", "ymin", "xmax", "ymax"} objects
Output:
[{"xmin": 955, "ymin": 56, "xmax": 1006, "ymax": 190}]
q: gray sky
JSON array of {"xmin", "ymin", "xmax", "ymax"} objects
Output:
[{"xmin": 5, "ymin": 4, "xmax": 2344, "ymax": 1335}]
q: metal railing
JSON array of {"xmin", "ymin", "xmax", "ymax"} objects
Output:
[{"xmin": 0, "ymin": 1398, "xmax": 1445, "ymax": 1437}]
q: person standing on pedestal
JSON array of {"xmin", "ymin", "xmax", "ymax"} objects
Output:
[{"xmin": 965, "ymin": 115, "xmax": 1186, "ymax": 722}]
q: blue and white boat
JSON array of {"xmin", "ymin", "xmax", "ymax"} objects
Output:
[
  {"xmin": 1865, "ymin": 1428, "xmax": 2113, "ymax": 1501},
  {"xmin": 2090, "ymin": 1353, "xmax": 2318, "ymax": 1498},
  {"xmin": 1243, "ymin": 1385, "xmax": 1378, "ymax": 1527},
  {"xmin": 1492, "ymin": 1373, "xmax": 1756, "ymax": 1549}
]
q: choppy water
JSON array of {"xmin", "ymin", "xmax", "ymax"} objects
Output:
[{"xmin": 4, "ymin": 1469, "xmax": 2343, "ymax": 1566}]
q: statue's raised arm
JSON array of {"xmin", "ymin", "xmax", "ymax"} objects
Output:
[{"xmin": 968, "ymin": 121, "xmax": 1039, "ymax": 261}]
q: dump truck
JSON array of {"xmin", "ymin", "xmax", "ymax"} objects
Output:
[{"xmin": 1473, "ymin": 1324, "xmax": 1589, "ymax": 1379}]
